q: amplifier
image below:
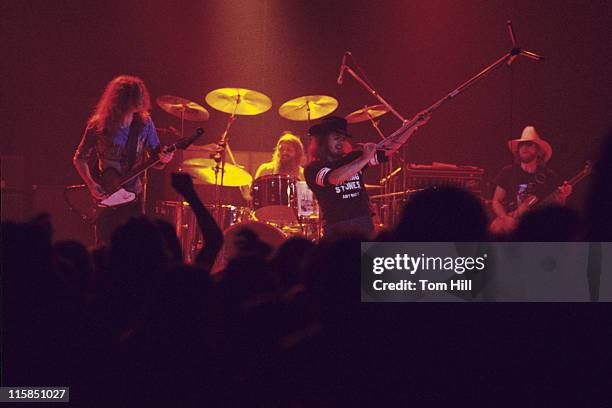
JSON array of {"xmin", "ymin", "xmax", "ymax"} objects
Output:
[{"xmin": 403, "ymin": 163, "xmax": 484, "ymax": 196}]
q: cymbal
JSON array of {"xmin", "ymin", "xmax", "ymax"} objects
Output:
[
  {"xmin": 278, "ymin": 95, "xmax": 338, "ymax": 121},
  {"xmin": 156, "ymin": 95, "xmax": 210, "ymax": 122},
  {"xmin": 155, "ymin": 127, "xmax": 180, "ymax": 143},
  {"xmin": 205, "ymin": 88, "xmax": 272, "ymax": 116},
  {"xmin": 185, "ymin": 143, "xmax": 223, "ymax": 153},
  {"xmin": 182, "ymin": 159, "xmax": 252, "ymax": 187},
  {"xmin": 345, "ymin": 104, "xmax": 389, "ymax": 124}
]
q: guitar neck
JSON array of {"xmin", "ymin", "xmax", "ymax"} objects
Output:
[
  {"xmin": 540, "ymin": 167, "xmax": 590, "ymax": 206},
  {"xmin": 115, "ymin": 128, "xmax": 204, "ymax": 188},
  {"xmin": 117, "ymin": 151, "xmax": 167, "ymax": 187}
]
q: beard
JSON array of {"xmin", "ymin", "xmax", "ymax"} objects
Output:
[
  {"xmin": 277, "ymin": 157, "xmax": 298, "ymax": 174},
  {"xmin": 519, "ymin": 152, "xmax": 537, "ymax": 163}
]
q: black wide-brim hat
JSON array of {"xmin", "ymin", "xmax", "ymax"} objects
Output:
[{"xmin": 308, "ymin": 116, "xmax": 353, "ymax": 138}]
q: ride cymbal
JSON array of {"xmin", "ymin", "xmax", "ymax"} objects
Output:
[
  {"xmin": 278, "ymin": 95, "xmax": 338, "ymax": 121},
  {"xmin": 205, "ymin": 88, "xmax": 272, "ymax": 116}
]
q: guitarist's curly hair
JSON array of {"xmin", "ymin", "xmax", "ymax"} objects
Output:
[{"xmin": 88, "ymin": 75, "xmax": 151, "ymax": 137}]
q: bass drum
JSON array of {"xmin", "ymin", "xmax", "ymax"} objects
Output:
[{"xmin": 212, "ymin": 221, "xmax": 286, "ymax": 273}]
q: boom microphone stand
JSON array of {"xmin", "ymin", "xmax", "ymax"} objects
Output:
[
  {"xmin": 337, "ymin": 21, "xmax": 544, "ymax": 225},
  {"xmin": 339, "ymin": 21, "xmax": 544, "ymax": 148}
]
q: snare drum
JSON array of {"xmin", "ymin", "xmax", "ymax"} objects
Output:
[{"xmin": 251, "ymin": 174, "xmax": 298, "ymax": 224}]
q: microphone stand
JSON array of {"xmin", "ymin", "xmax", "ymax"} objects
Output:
[
  {"xmin": 369, "ymin": 21, "xmax": 544, "ymax": 149},
  {"xmin": 340, "ymin": 21, "xmax": 543, "ymax": 227}
]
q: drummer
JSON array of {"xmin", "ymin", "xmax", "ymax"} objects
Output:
[
  {"xmin": 240, "ymin": 131, "xmax": 306, "ymax": 203},
  {"xmin": 255, "ymin": 131, "xmax": 305, "ymax": 180}
]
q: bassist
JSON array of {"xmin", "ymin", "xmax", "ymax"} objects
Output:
[
  {"xmin": 73, "ymin": 75, "xmax": 174, "ymax": 244},
  {"xmin": 490, "ymin": 126, "xmax": 572, "ymax": 234}
]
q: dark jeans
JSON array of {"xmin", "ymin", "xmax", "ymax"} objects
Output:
[
  {"xmin": 95, "ymin": 199, "xmax": 142, "ymax": 246},
  {"xmin": 323, "ymin": 215, "xmax": 375, "ymax": 239}
]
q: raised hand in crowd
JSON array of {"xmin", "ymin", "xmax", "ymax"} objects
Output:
[{"xmin": 171, "ymin": 172, "xmax": 223, "ymax": 271}]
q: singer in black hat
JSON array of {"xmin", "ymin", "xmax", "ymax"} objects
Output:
[{"xmin": 304, "ymin": 116, "xmax": 388, "ymax": 238}]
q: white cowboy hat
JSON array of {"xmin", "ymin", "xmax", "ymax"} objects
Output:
[{"xmin": 508, "ymin": 126, "xmax": 553, "ymax": 163}]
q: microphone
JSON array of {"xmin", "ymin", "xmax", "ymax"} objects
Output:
[{"xmin": 336, "ymin": 51, "xmax": 350, "ymax": 85}]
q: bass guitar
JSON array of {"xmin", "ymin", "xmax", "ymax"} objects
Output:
[
  {"xmin": 489, "ymin": 161, "xmax": 592, "ymax": 234},
  {"xmin": 64, "ymin": 127, "xmax": 204, "ymax": 224}
]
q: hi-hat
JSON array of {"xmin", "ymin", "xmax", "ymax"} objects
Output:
[
  {"xmin": 182, "ymin": 158, "xmax": 253, "ymax": 187},
  {"xmin": 156, "ymin": 95, "xmax": 210, "ymax": 122},
  {"xmin": 278, "ymin": 95, "xmax": 338, "ymax": 121},
  {"xmin": 345, "ymin": 104, "xmax": 389, "ymax": 124},
  {"xmin": 205, "ymin": 88, "xmax": 272, "ymax": 116}
]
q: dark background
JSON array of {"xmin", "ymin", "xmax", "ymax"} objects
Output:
[{"xmin": 2, "ymin": 0, "xmax": 610, "ymax": 208}]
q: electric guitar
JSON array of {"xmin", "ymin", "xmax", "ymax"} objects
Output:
[
  {"xmin": 65, "ymin": 127, "xmax": 204, "ymax": 224},
  {"xmin": 489, "ymin": 161, "xmax": 592, "ymax": 234}
]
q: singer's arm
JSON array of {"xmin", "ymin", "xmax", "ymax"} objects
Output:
[{"xmin": 327, "ymin": 146, "xmax": 376, "ymax": 185}]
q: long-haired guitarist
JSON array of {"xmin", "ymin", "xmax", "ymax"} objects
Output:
[
  {"xmin": 490, "ymin": 126, "xmax": 572, "ymax": 234},
  {"xmin": 73, "ymin": 75, "xmax": 174, "ymax": 244}
]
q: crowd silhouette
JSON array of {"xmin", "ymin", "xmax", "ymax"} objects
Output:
[{"xmin": 1, "ymin": 131, "xmax": 610, "ymax": 405}]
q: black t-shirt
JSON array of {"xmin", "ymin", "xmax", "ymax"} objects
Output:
[
  {"xmin": 494, "ymin": 164, "xmax": 559, "ymax": 211},
  {"xmin": 305, "ymin": 150, "xmax": 386, "ymax": 225}
]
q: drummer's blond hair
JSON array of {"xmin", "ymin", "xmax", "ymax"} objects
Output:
[{"xmin": 272, "ymin": 132, "xmax": 304, "ymax": 173}]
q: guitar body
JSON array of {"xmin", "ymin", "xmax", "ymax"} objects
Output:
[
  {"xmin": 98, "ymin": 167, "xmax": 123, "ymax": 194},
  {"xmin": 63, "ymin": 168, "xmax": 138, "ymax": 224},
  {"xmin": 489, "ymin": 197, "xmax": 535, "ymax": 235},
  {"xmin": 63, "ymin": 184, "xmax": 102, "ymax": 224}
]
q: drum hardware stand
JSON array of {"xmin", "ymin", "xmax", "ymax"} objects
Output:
[
  {"xmin": 305, "ymin": 102, "xmax": 312, "ymax": 131},
  {"xmin": 213, "ymin": 105, "xmax": 239, "ymax": 227},
  {"xmin": 141, "ymin": 171, "xmax": 148, "ymax": 215},
  {"xmin": 369, "ymin": 188, "xmax": 424, "ymax": 200},
  {"xmin": 363, "ymin": 108, "xmax": 408, "ymax": 228}
]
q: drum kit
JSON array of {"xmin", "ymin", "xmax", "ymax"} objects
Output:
[
  {"xmin": 153, "ymin": 87, "xmax": 350, "ymax": 263},
  {"xmin": 153, "ymin": 85, "xmax": 411, "ymax": 263}
]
